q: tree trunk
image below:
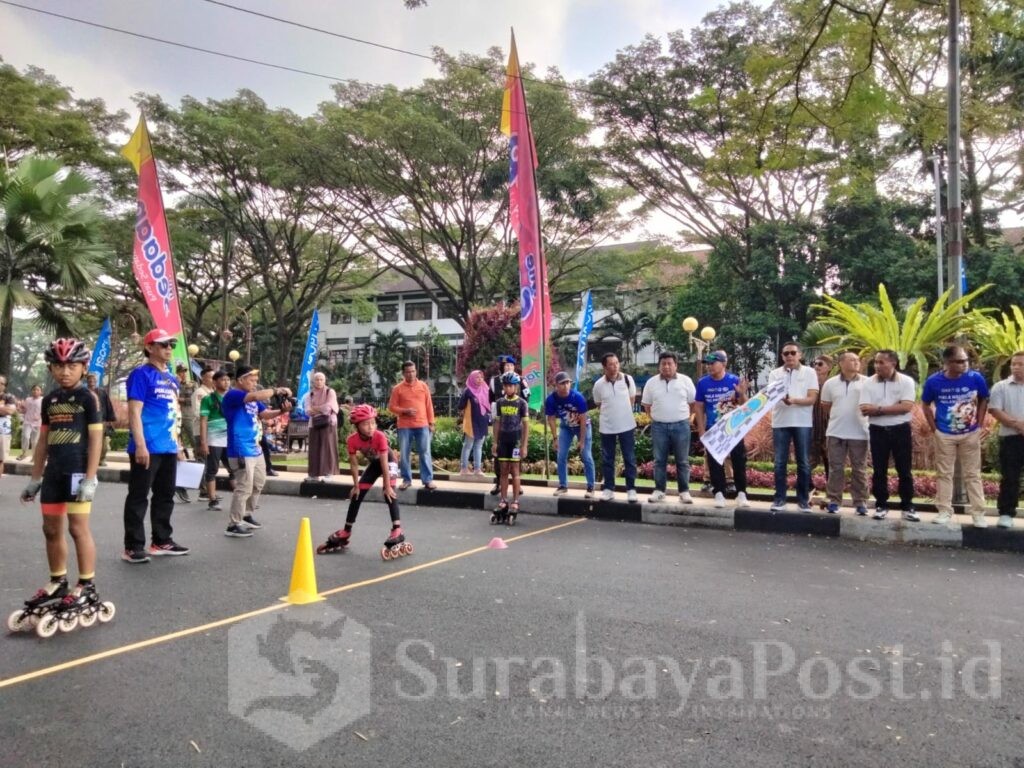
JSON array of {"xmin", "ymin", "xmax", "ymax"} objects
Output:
[{"xmin": 0, "ymin": 302, "xmax": 13, "ymax": 377}]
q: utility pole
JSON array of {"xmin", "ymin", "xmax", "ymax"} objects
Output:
[{"xmin": 947, "ymin": 0, "xmax": 963, "ymax": 303}]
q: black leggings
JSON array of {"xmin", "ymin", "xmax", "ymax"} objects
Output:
[{"xmin": 346, "ymin": 461, "xmax": 400, "ymax": 526}]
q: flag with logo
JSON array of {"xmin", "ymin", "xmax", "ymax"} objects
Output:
[
  {"xmin": 699, "ymin": 378, "xmax": 788, "ymax": 465},
  {"xmin": 87, "ymin": 317, "xmax": 112, "ymax": 385},
  {"xmin": 121, "ymin": 114, "xmax": 190, "ymax": 374},
  {"xmin": 501, "ymin": 31, "xmax": 551, "ymax": 410},
  {"xmin": 293, "ymin": 310, "xmax": 320, "ymax": 418},
  {"xmin": 574, "ymin": 290, "xmax": 594, "ymax": 388}
]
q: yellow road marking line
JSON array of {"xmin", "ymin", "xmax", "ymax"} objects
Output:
[{"xmin": 0, "ymin": 516, "xmax": 587, "ymax": 691}]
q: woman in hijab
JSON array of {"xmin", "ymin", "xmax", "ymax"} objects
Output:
[
  {"xmin": 457, "ymin": 370, "xmax": 491, "ymax": 475},
  {"xmin": 303, "ymin": 372, "xmax": 339, "ymax": 481}
]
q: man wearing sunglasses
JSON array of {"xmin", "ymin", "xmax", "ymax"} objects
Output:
[
  {"xmin": 922, "ymin": 345, "xmax": 990, "ymax": 528},
  {"xmin": 122, "ymin": 329, "xmax": 190, "ymax": 563},
  {"xmin": 767, "ymin": 342, "xmax": 818, "ymax": 512}
]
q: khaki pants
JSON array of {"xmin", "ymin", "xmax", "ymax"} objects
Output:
[
  {"xmin": 825, "ymin": 436, "xmax": 869, "ymax": 505},
  {"xmin": 933, "ymin": 431, "xmax": 986, "ymax": 516},
  {"xmin": 229, "ymin": 455, "xmax": 266, "ymax": 525}
]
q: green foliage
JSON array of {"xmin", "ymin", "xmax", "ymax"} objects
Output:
[
  {"xmin": 807, "ymin": 284, "xmax": 994, "ymax": 381},
  {"xmin": 973, "ymin": 306, "xmax": 1024, "ymax": 376},
  {"xmin": 456, "ymin": 304, "xmax": 521, "ymax": 382},
  {"xmin": 366, "ymin": 329, "xmax": 407, "ymax": 395}
]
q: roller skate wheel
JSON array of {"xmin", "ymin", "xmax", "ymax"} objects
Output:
[
  {"xmin": 489, "ymin": 514, "xmax": 498, "ymax": 524},
  {"xmin": 315, "ymin": 544, "xmax": 328, "ymax": 555},
  {"xmin": 7, "ymin": 610, "xmax": 28, "ymax": 633},
  {"xmin": 381, "ymin": 547, "xmax": 393, "ymax": 561},
  {"xmin": 36, "ymin": 614, "xmax": 60, "ymax": 639},
  {"xmin": 58, "ymin": 614, "xmax": 79, "ymax": 633},
  {"xmin": 97, "ymin": 602, "xmax": 116, "ymax": 623},
  {"xmin": 403, "ymin": 542, "xmax": 414, "ymax": 555},
  {"xmin": 78, "ymin": 610, "xmax": 98, "ymax": 628},
  {"xmin": 507, "ymin": 515, "xmax": 517, "ymax": 527}
]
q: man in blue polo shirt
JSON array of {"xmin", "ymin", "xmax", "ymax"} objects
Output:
[
  {"xmin": 545, "ymin": 371, "xmax": 595, "ymax": 499},
  {"xmin": 922, "ymin": 345, "xmax": 990, "ymax": 528},
  {"xmin": 221, "ymin": 365, "xmax": 291, "ymax": 538},
  {"xmin": 694, "ymin": 350, "xmax": 750, "ymax": 508},
  {"xmin": 122, "ymin": 328, "xmax": 190, "ymax": 563}
]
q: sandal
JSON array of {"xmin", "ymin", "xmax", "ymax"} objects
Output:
[
  {"xmin": 398, "ymin": 481, "xmax": 412, "ymax": 491},
  {"xmin": 424, "ymin": 482, "xmax": 438, "ymax": 490}
]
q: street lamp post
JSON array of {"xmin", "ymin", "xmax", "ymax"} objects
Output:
[
  {"xmin": 221, "ymin": 308, "xmax": 252, "ymax": 365},
  {"xmin": 681, "ymin": 316, "xmax": 717, "ymax": 377}
]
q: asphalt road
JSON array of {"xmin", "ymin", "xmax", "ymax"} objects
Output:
[{"xmin": 1, "ymin": 481, "xmax": 1022, "ymax": 768}]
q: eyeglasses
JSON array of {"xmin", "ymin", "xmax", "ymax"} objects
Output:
[
  {"xmin": 154, "ymin": 341, "xmax": 177, "ymax": 349},
  {"xmin": 782, "ymin": 350, "xmax": 799, "ymax": 357},
  {"xmin": 813, "ymin": 361, "xmax": 828, "ymax": 368}
]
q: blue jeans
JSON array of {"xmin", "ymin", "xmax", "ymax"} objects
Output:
[
  {"xmin": 557, "ymin": 424, "xmax": 595, "ymax": 489},
  {"xmin": 600, "ymin": 430, "xmax": 636, "ymax": 491},
  {"xmin": 773, "ymin": 426, "xmax": 812, "ymax": 505},
  {"xmin": 651, "ymin": 420, "xmax": 691, "ymax": 493},
  {"xmin": 398, "ymin": 426, "xmax": 434, "ymax": 485},
  {"xmin": 460, "ymin": 434, "xmax": 484, "ymax": 472}
]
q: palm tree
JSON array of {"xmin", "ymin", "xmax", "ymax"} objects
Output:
[
  {"xmin": 0, "ymin": 155, "xmax": 110, "ymax": 373},
  {"xmin": 595, "ymin": 305, "xmax": 656, "ymax": 366},
  {"xmin": 803, "ymin": 284, "xmax": 993, "ymax": 382},
  {"xmin": 365, "ymin": 328, "xmax": 407, "ymax": 396},
  {"xmin": 973, "ymin": 305, "xmax": 1024, "ymax": 377}
]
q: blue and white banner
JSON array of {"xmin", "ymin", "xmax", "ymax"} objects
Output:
[
  {"xmin": 574, "ymin": 290, "xmax": 594, "ymax": 388},
  {"xmin": 700, "ymin": 378, "xmax": 787, "ymax": 465},
  {"xmin": 293, "ymin": 310, "xmax": 320, "ymax": 418},
  {"xmin": 87, "ymin": 318, "xmax": 112, "ymax": 385}
]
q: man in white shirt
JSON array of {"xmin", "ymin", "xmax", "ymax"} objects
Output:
[
  {"xmin": 768, "ymin": 342, "xmax": 818, "ymax": 512},
  {"xmin": 820, "ymin": 351, "xmax": 870, "ymax": 516},
  {"xmin": 858, "ymin": 349, "xmax": 917, "ymax": 520},
  {"xmin": 641, "ymin": 352, "xmax": 696, "ymax": 504},
  {"xmin": 988, "ymin": 350, "xmax": 1024, "ymax": 528},
  {"xmin": 592, "ymin": 352, "xmax": 638, "ymax": 502}
]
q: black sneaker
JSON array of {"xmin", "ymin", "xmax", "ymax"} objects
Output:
[
  {"xmin": 150, "ymin": 541, "xmax": 190, "ymax": 557},
  {"xmin": 175, "ymin": 490, "xmax": 192, "ymax": 503},
  {"xmin": 225, "ymin": 523, "xmax": 253, "ymax": 538},
  {"xmin": 122, "ymin": 548, "xmax": 151, "ymax": 564},
  {"xmin": 208, "ymin": 498, "xmax": 222, "ymax": 511},
  {"xmin": 242, "ymin": 515, "xmax": 262, "ymax": 529}
]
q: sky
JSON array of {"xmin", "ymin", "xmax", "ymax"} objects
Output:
[{"xmin": 0, "ymin": 0, "xmax": 734, "ymax": 117}]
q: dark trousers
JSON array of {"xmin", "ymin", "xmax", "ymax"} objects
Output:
[
  {"xmin": 709, "ymin": 441, "xmax": 747, "ymax": 495},
  {"xmin": 997, "ymin": 434, "xmax": 1024, "ymax": 518},
  {"xmin": 346, "ymin": 461, "xmax": 400, "ymax": 526},
  {"xmin": 124, "ymin": 452, "xmax": 177, "ymax": 550},
  {"xmin": 600, "ymin": 429, "xmax": 637, "ymax": 491},
  {"xmin": 868, "ymin": 423, "xmax": 914, "ymax": 510}
]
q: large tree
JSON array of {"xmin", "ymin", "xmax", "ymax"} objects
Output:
[{"xmin": 311, "ymin": 49, "xmax": 627, "ymax": 326}]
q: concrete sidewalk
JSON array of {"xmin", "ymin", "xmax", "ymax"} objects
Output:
[{"xmin": 4, "ymin": 455, "xmax": 1021, "ymax": 555}]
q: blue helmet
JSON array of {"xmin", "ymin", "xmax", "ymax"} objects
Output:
[
  {"xmin": 500, "ymin": 371, "xmax": 521, "ymax": 386},
  {"xmin": 498, "ymin": 354, "xmax": 516, "ymax": 365}
]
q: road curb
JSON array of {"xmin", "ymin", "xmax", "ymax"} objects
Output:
[{"xmin": 5, "ymin": 460, "xmax": 1021, "ymax": 554}]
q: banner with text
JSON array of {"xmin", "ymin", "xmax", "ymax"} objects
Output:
[
  {"xmin": 87, "ymin": 317, "xmax": 112, "ymax": 385},
  {"xmin": 700, "ymin": 378, "xmax": 787, "ymax": 465},
  {"xmin": 293, "ymin": 310, "xmax": 320, "ymax": 418},
  {"xmin": 574, "ymin": 290, "xmax": 594, "ymax": 388}
]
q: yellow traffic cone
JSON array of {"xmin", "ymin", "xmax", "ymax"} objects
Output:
[{"xmin": 281, "ymin": 517, "xmax": 325, "ymax": 604}]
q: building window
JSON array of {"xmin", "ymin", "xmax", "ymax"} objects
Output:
[
  {"xmin": 330, "ymin": 306, "xmax": 352, "ymax": 324},
  {"xmin": 404, "ymin": 302, "xmax": 433, "ymax": 322},
  {"xmin": 377, "ymin": 304, "xmax": 398, "ymax": 322},
  {"xmin": 437, "ymin": 301, "xmax": 459, "ymax": 320}
]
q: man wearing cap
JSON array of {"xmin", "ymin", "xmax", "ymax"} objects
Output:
[
  {"xmin": 694, "ymin": 350, "xmax": 750, "ymax": 508},
  {"xmin": 545, "ymin": 371, "xmax": 595, "ymax": 498},
  {"xmin": 122, "ymin": 329, "xmax": 190, "ymax": 563},
  {"xmin": 642, "ymin": 351, "xmax": 697, "ymax": 504},
  {"xmin": 221, "ymin": 365, "xmax": 292, "ymax": 538}
]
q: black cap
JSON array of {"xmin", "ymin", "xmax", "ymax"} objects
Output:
[{"xmin": 235, "ymin": 365, "xmax": 259, "ymax": 379}]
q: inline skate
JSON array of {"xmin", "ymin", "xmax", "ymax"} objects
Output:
[
  {"xmin": 34, "ymin": 584, "xmax": 115, "ymax": 639},
  {"xmin": 316, "ymin": 529, "xmax": 352, "ymax": 555},
  {"xmin": 7, "ymin": 578, "xmax": 68, "ymax": 633},
  {"xmin": 507, "ymin": 501, "xmax": 519, "ymax": 527},
  {"xmin": 490, "ymin": 500, "xmax": 509, "ymax": 525},
  {"xmin": 381, "ymin": 525, "xmax": 413, "ymax": 561}
]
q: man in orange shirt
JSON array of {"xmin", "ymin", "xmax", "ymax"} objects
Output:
[{"xmin": 388, "ymin": 360, "xmax": 437, "ymax": 490}]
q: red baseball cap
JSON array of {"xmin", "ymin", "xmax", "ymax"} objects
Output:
[{"xmin": 143, "ymin": 329, "xmax": 176, "ymax": 346}]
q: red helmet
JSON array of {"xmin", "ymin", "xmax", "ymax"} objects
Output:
[
  {"xmin": 45, "ymin": 338, "xmax": 91, "ymax": 365},
  {"xmin": 349, "ymin": 404, "xmax": 377, "ymax": 425}
]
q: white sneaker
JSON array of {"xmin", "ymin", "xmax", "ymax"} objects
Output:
[
  {"xmin": 735, "ymin": 492, "xmax": 749, "ymax": 509},
  {"xmin": 972, "ymin": 513, "xmax": 988, "ymax": 528},
  {"xmin": 679, "ymin": 491, "xmax": 694, "ymax": 504},
  {"xmin": 626, "ymin": 489, "xmax": 638, "ymax": 503},
  {"xmin": 649, "ymin": 490, "xmax": 666, "ymax": 503},
  {"xmin": 769, "ymin": 501, "xmax": 787, "ymax": 512},
  {"xmin": 997, "ymin": 515, "xmax": 1013, "ymax": 529},
  {"xmin": 600, "ymin": 489, "xmax": 615, "ymax": 502},
  {"xmin": 713, "ymin": 492, "xmax": 725, "ymax": 508},
  {"xmin": 933, "ymin": 511, "xmax": 955, "ymax": 526}
]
